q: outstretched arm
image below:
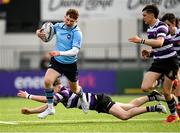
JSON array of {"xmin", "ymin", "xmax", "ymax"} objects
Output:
[
  {"xmin": 17, "ymin": 90, "xmax": 47, "ymax": 103},
  {"xmin": 21, "ymin": 104, "xmax": 48, "ymax": 115},
  {"xmin": 128, "ymin": 35, "xmax": 164, "ymax": 47}
]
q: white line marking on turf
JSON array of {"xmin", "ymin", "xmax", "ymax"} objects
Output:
[
  {"xmin": 1, "ymin": 118, "xmax": 165, "ymax": 124},
  {"xmin": 2, "ymin": 132, "xmax": 180, "ymax": 133},
  {"xmin": 0, "ymin": 121, "xmax": 18, "ymax": 125}
]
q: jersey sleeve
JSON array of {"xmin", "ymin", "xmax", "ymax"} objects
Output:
[
  {"xmin": 53, "ymin": 93, "xmax": 64, "ymax": 106},
  {"xmin": 176, "ymin": 28, "xmax": 180, "ymax": 35},
  {"xmin": 172, "ymin": 34, "xmax": 180, "ymax": 43},
  {"xmin": 171, "ymin": 28, "xmax": 180, "ymax": 43},
  {"xmin": 72, "ymin": 30, "xmax": 82, "ymax": 49},
  {"xmin": 156, "ymin": 24, "xmax": 168, "ymax": 38}
]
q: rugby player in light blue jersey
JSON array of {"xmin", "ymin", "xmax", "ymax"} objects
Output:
[
  {"xmin": 17, "ymin": 77, "xmax": 167, "ymax": 120},
  {"xmin": 128, "ymin": 4, "xmax": 179, "ymax": 123},
  {"xmin": 36, "ymin": 9, "xmax": 88, "ymax": 119}
]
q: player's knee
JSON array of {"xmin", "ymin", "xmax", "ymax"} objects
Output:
[
  {"xmin": 120, "ymin": 115, "xmax": 129, "ymax": 120},
  {"xmin": 44, "ymin": 79, "xmax": 53, "ymax": 88},
  {"xmin": 141, "ymin": 85, "xmax": 151, "ymax": 92},
  {"xmin": 117, "ymin": 113, "xmax": 129, "ymax": 120}
]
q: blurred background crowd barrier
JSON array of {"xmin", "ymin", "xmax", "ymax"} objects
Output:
[
  {"xmin": 0, "ymin": 69, "xmax": 144, "ymax": 96},
  {"xmin": 0, "ymin": 0, "xmax": 180, "ymax": 96}
]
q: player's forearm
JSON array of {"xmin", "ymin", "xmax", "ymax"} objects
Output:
[
  {"xmin": 60, "ymin": 47, "xmax": 79, "ymax": 56},
  {"xmin": 141, "ymin": 38, "xmax": 164, "ymax": 47},
  {"xmin": 31, "ymin": 104, "xmax": 48, "ymax": 113},
  {"xmin": 27, "ymin": 94, "xmax": 47, "ymax": 103},
  {"xmin": 22, "ymin": 104, "xmax": 48, "ymax": 114}
]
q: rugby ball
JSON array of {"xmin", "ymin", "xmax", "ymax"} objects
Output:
[{"xmin": 41, "ymin": 22, "xmax": 54, "ymax": 42}]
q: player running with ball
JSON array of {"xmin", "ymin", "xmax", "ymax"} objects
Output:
[{"xmin": 36, "ymin": 9, "xmax": 88, "ymax": 119}]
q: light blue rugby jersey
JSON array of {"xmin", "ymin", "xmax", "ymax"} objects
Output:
[{"xmin": 52, "ymin": 22, "xmax": 82, "ymax": 64}]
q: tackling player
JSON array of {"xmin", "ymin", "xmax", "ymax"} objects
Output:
[{"xmin": 17, "ymin": 78, "xmax": 167, "ymax": 120}]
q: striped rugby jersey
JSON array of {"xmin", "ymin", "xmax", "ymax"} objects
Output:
[
  {"xmin": 53, "ymin": 87, "xmax": 97, "ymax": 110},
  {"xmin": 147, "ymin": 19, "xmax": 177, "ymax": 60},
  {"xmin": 172, "ymin": 28, "xmax": 180, "ymax": 64}
]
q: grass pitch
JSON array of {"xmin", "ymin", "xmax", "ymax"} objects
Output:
[{"xmin": 0, "ymin": 95, "xmax": 179, "ymax": 132}]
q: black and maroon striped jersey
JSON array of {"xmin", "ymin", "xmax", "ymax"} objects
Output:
[
  {"xmin": 147, "ymin": 19, "xmax": 177, "ymax": 60},
  {"xmin": 53, "ymin": 87, "xmax": 97, "ymax": 110}
]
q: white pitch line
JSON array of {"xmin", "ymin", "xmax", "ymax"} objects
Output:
[
  {"xmin": 0, "ymin": 118, "xmax": 165, "ymax": 124},
  {"xmin": 0, "ymin": 121, "xmax": 18, "ymax": 125},
  {"xmin": 1, "ymin": 132, "xmax": 180, "ymax": 133},
  {"xmin": 2, "ymin": 132, "xmax": 180, "ymax": 133}
]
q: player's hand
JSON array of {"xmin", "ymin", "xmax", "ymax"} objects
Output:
[
  {"xmin": 36, "ymin": 29, "xmax": 46, "ymax": 41},
  {"xmin": 21, "ymin": 108, "xmax": 31, "ymax": 115},
  {"xmin": 141, "ymin": 49, "xmax": 151, "ymax": 59},
  {"xmin": 49, "ymin": 51, "xmax": 60, "ymax": 57},
  {"xmin": 128, "ymin": 35, "xmax": 141, "ymax": 44},
  {"xmin": 17, "ymin": 90, "xmax": 29, "ymax": 98}
]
